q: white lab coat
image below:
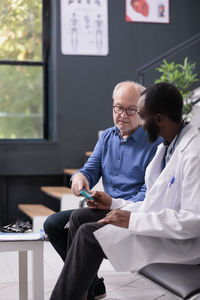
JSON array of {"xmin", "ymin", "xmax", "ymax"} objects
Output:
[{"xmin": 94, "ymin": 124, "xmax": 200, "ymax": 271}]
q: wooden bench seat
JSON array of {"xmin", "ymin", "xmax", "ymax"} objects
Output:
[
  {"xmin": 18, "ymin": 204, "xmax": 55, "ymax": 232},
  {"xmin": 41, "ymin": 186, "xmax": 73, "ymax": 199},
  {"xmin": 64, "ymin": 168, "xmax": 79, "ymax": 176},
  {"xmin": 63, "ymin": 169, "xmax": 79, "ymax": 187},
  {"xmin": 85, "ymin": 151, "xmax": 92, "ymax": 158},
  {"xmin": 41, "ymin": 186, "xmax": 81, "ymax": 211},
  {"xmin": 18, "ymin": 204, "xmax": 55, "ymax": 218}
]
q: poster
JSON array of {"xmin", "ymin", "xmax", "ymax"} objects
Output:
[
  {"xmin": 60, "ymin": 0, "xmax": 109, "ymax": 56},
  {"xmin": 126, "ymin": 0, "xmax": 169, "ymax": 23}
]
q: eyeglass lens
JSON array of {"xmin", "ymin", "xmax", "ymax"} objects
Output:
[{"xmin": 113, "ymin": 106, "xmax": 137, "ymax": 116}]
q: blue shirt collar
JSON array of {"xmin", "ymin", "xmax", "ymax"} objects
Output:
[{"xmin": 113, "ymin": 125, "xmax": 144, "ymax": 142}]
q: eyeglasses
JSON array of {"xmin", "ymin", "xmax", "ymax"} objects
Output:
[{"xmin": 113, "ymin": 106, "xmax": 137, "ymax": 116}]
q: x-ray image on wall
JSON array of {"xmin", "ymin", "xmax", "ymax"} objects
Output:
[{"xmin": 61, "ymin": 0, "xmax": 109, "ymax": 56}]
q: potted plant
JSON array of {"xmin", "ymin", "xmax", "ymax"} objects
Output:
[{"xmin": 154, "ymin": 57, "xmax": 200, "ymax": 120}]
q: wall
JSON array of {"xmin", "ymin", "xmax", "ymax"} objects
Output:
[
  {"xmin": 0, "ymin": 0, "xmax": 200, "ymax": 224},
  {"xmin": 53, "ymin": 0, "xmax": 200, "ymax": 169}
]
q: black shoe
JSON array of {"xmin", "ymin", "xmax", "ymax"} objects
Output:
[{"xmin": 87, "ymin": 277, "xmax": 106, "ymax": 300}]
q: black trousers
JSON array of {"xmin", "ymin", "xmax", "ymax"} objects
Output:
[
  {"xmin": 44, "ymin": 209, "xmax": 75, "ymax": 261},
  {"xmin": 50, "ymin": 208, "xmax": 110, "ymax": 300}
]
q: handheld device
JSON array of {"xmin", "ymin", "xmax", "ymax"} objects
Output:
[{"xmin": 80, "ymin": 188, "xmax": 94, "ymax": 200}]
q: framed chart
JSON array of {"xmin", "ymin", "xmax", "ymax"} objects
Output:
[{"xmin": 60, "ymin": 0, "xmax": 109, "ymax": 56}]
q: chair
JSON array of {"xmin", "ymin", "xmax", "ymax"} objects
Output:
[
  {"xmin": 0, "ymin": 240, "xmax": 44, "ymax": 300},
  {"xmin": 139, "ymin": 263, "xmax": 200, "ymax": 300}
]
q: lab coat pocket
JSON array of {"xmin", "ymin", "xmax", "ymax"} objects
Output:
[
  {"xmin": 145, "ymin": 169, "xmax": 179, "ymax": 212},
  {"xmin": 165, "ymin": 174, "xmax": 180, "ymax": 210}
]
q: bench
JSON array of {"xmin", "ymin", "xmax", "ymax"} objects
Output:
[
  {"xmin": 41, "ymin": 186, "xmax": 81, "ymax": 211},
  {"xmin": 139, "ymin": 263, "xmax": 200, "ymax": 300},
  {"xmin": 64, "ymin": 168, "xmax": 79, "ymax": 186},
  {"xmin": 18, "ymin": 204, "xmax": 55, "ymax": 232},
  {"xmin": 64, "ymin": 168, "xmax": 79, "ymax": 176},
  {"xmin": 41, "ymin": 186, "xmax": 73, "ymax": 199},
  {"xmin": 85, "ymin": 151, "xmax": 92, "ymax": 158}
]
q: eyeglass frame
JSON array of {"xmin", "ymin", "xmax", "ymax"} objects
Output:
[{"xmin": 113, "ymin": 105, "xmax": 138, "ymax": 116}]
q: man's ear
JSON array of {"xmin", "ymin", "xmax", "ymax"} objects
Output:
[{"xmin": 155, "ymin": 114, "xmax": 163, "ymax": 124}]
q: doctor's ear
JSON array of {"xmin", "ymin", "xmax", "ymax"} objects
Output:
[{"xmin": 155, "ymin": 114, "xmax": 163, "ymax": 124}]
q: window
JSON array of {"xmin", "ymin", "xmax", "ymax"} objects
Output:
[{"xmin": 0, "ymin": 0, "xmax": 48, "ymax": 139}]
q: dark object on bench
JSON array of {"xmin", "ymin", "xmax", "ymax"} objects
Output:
[
  {"xmin": 139, "ymin": 263, "xmax": 200, "ymax": 299},
  {"xmin": 0, "ymin": 219, "xmax": 32, "ymax": 233}
]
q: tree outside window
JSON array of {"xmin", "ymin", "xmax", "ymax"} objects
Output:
[{"xmin": 0, "ymin": 0, "xmax": 44, "ymax": 139}]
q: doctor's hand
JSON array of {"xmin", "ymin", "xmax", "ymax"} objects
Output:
[
  {"xmin": 71, "ymin": 172, "xmax": 90, "ymax": 196},
  {"xmin": 87, "ymin": 191, "xmax": 112, "ymax": 210},
  {"xmin": 98, "ymin": 209, "xmax": 130, "ymax": 228}
]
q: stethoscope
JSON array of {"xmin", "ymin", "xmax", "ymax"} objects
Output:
[
  {"xmin": 162, "ymin": 121, "xmax": 185, "ymax": 170},
  {"xmin": 169, "ymin": 121, "xmax": 185, "ymax": 155}
]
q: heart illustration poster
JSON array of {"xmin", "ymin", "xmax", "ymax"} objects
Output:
[{"xmin": 126, "ymin": 0, "xmax": 169, "ymax": 23}]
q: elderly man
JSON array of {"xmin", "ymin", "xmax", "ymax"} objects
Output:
[{"xmin": 46, "ymin": 81, "xmax": 161, "ymax": 300}]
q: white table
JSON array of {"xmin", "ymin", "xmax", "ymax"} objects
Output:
[{"xmin": 0, "ymin": 240, "xmax": 44, "ymax": 300}]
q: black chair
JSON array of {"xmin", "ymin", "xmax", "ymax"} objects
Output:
[{"xmin": 139, "ymin": 263, "xmax": 200, "ymax": 300}]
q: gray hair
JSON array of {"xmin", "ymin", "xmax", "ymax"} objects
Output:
[{"xmin": 112, "ymin": 81, "xmax": 145, "ymax": 98}]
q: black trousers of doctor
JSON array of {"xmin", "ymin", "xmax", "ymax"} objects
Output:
[{"xmin": 50, "ymin": 207, "xmax": 109, "ymax": 300}]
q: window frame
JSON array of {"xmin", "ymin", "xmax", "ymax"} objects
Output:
[
  {"xmin": 0, "ymin": 0, "xmax": 60, "ymax": 176},
  {"xmin": 0, "ymin": 0, "xmax": 50, "ymax": 140}
]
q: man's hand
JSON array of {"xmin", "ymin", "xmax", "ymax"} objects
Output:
[
  {"xmin": 87, "ymin": 191, "xmax": 112, "ymax": 210},
  {"xmin": 71, "ymin": 173, "xmax": 90, "ymax": 196},
  {"xmin": 98, "ymin": 209, "xmax": 130, "ymax": 228}
]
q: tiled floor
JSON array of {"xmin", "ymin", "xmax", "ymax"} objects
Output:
[{"xmin": 0, "ymin": 241, "xmax": 175, "ymax": 300}]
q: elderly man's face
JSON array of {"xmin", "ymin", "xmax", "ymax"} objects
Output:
[
  {"xmin": 113, "ymin": 84, "xmax": 141, "ymax": 136},
  {"xmin": 137, "ymin": 95, "xmax": 160, "ymax": 142}
]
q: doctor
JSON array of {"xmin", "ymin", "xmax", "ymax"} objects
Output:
[{"xmin": 50, "ymin": 82, "xmax": 200, "ymax": 300}]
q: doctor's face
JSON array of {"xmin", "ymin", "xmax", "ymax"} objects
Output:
[{"xmin": 137, "ymin": 96, "xmax": 160, "ymax": 142}]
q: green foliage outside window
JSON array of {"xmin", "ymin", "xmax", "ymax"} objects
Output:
[
  {"xmin": 0, "ymin": 0, "xmax": 42, "ymax": 61},
  {"xmin": 154, "ymin": 57, "xmax": 199, "ymax": 119},
  {"xmin": 0, "ymin": 0, "xmax": 43, "ymax": 139}
]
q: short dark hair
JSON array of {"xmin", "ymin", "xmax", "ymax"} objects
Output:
[{"xmin": 141, "ymin": 82, "xmax": 183, "ymax": 122}]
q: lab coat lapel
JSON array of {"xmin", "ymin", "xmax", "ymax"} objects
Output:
[{"xmin": 145, "ymin": 143, "xmax": 165, "ymax": 190}]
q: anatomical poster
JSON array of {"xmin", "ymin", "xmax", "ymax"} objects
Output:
[
  {"xmin": 60, "ymin": 0, "xmax": 109, "ymax": 56},
  {"xmin": 126, "ymin": 0, "xmax": 169, "ymax": 23}
]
